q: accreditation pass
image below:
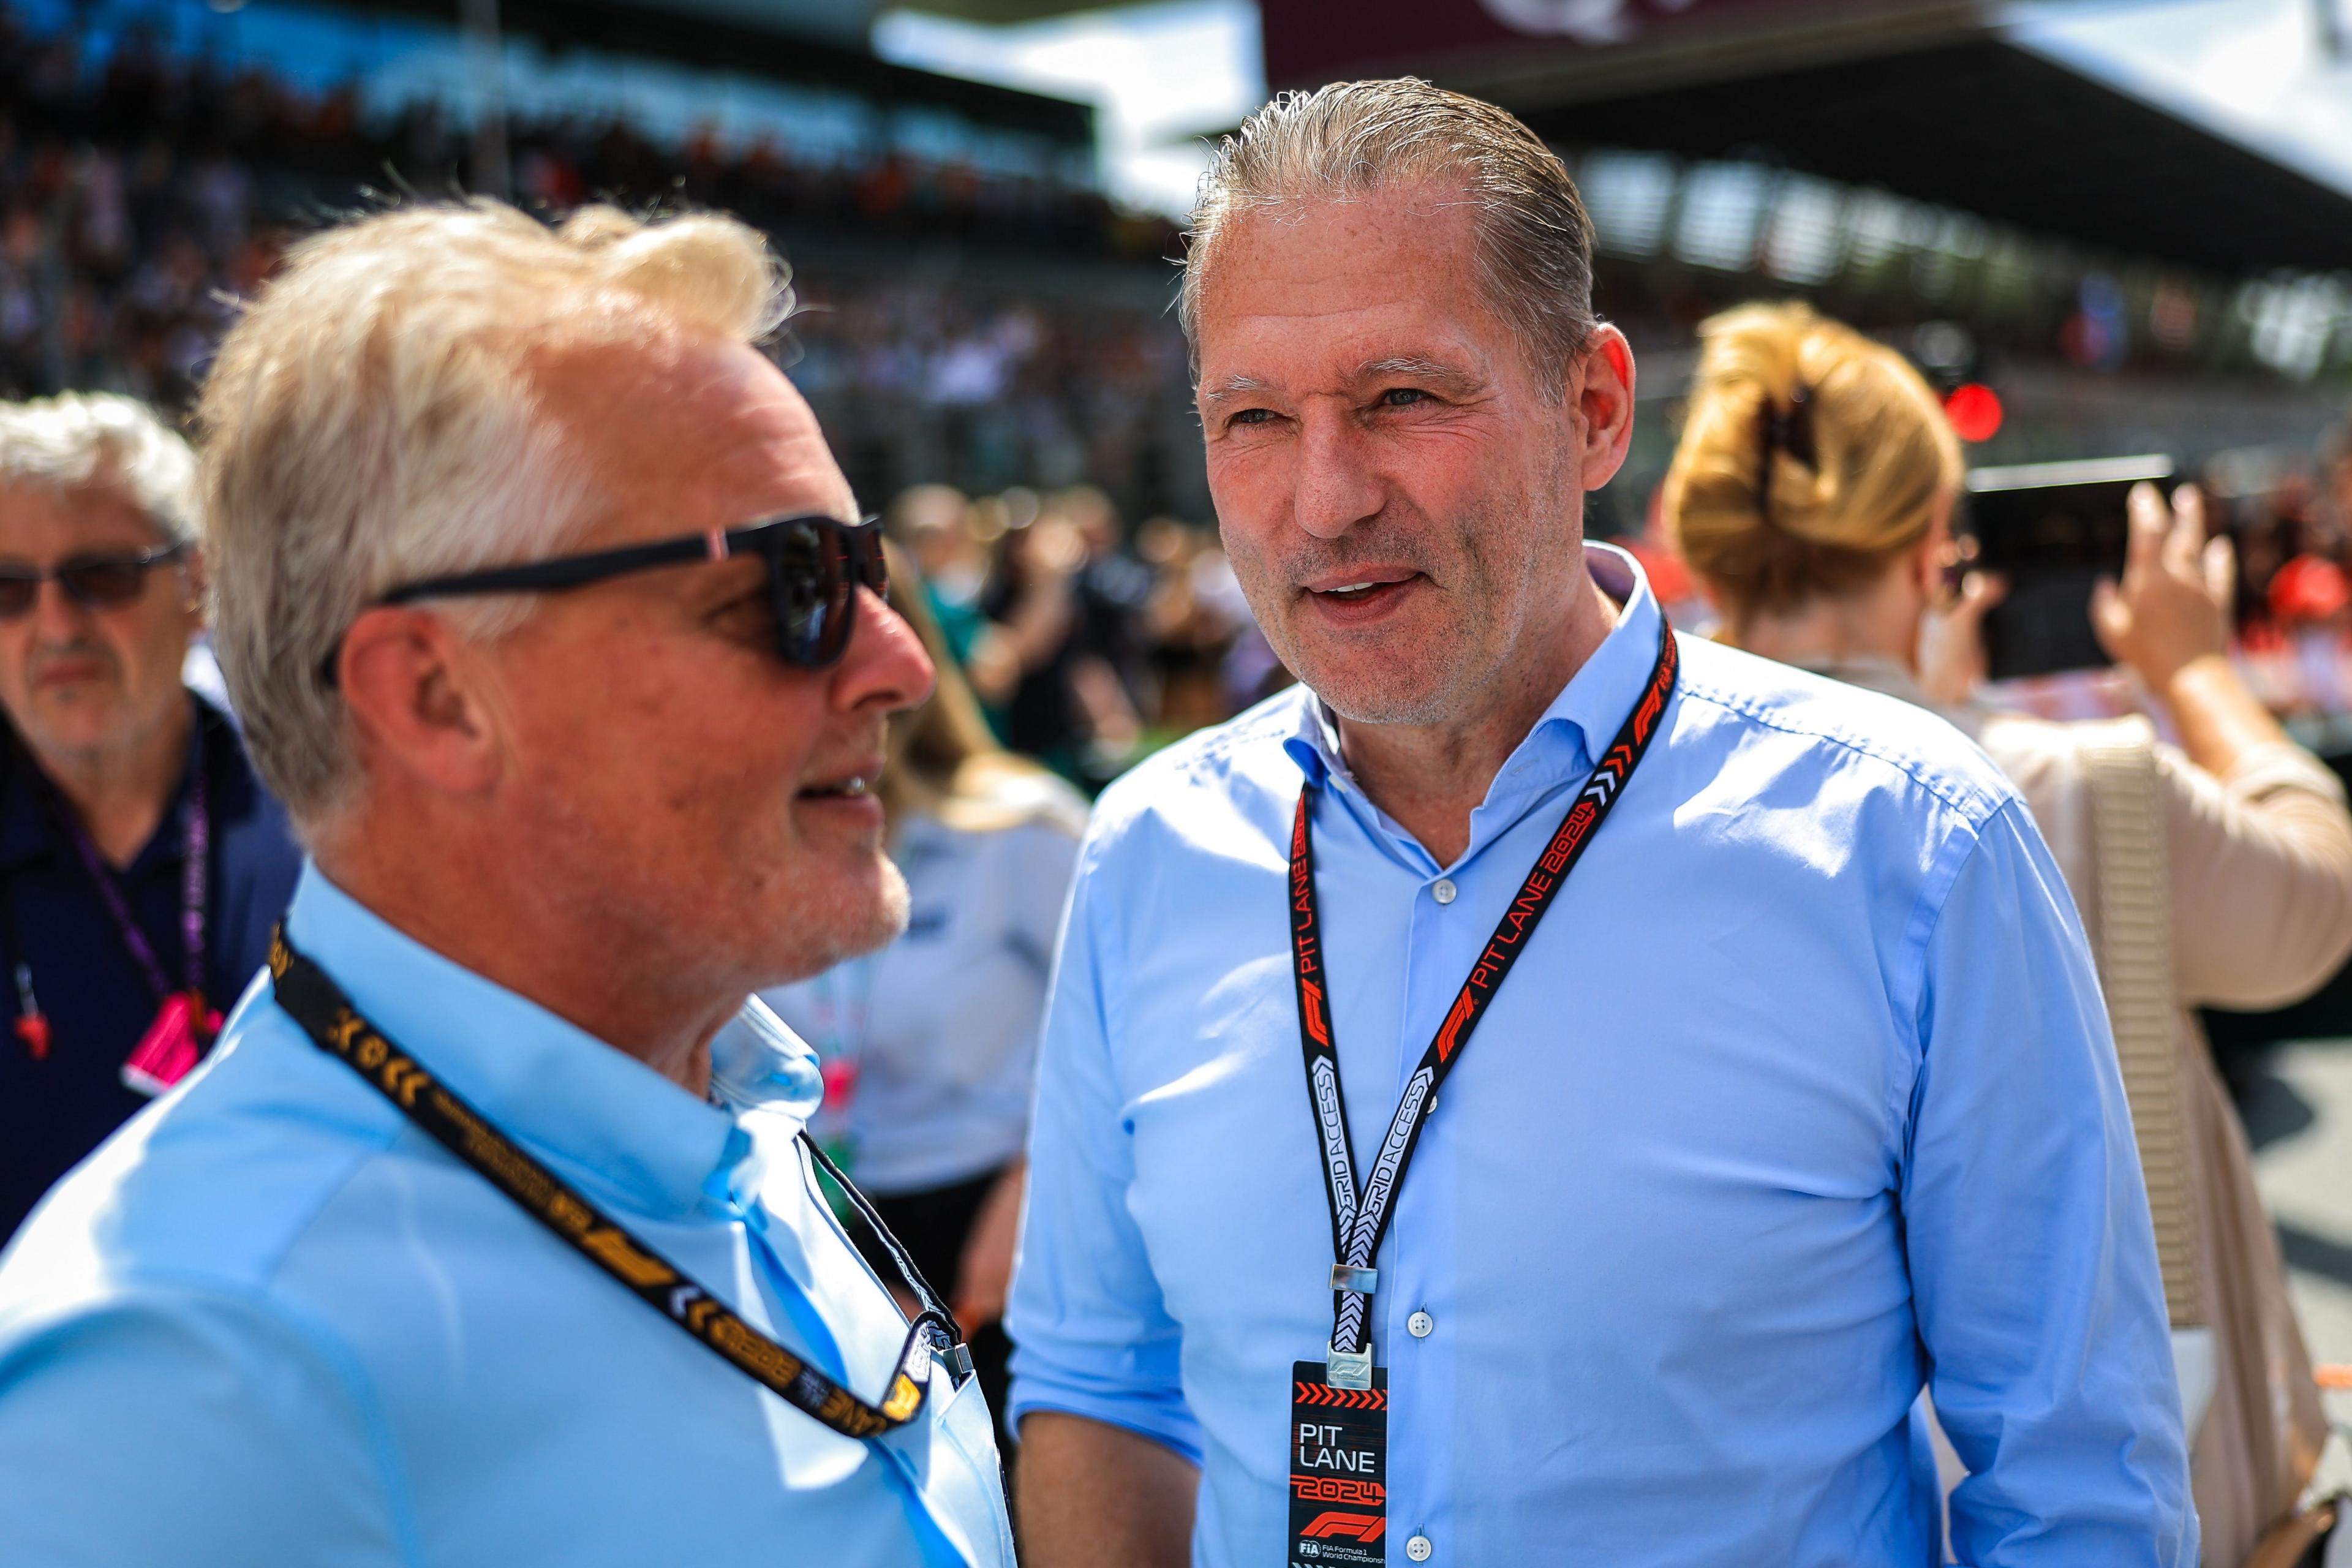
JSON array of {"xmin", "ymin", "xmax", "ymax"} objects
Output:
[{"xmin": 1289, "ymin": 1360, "xmax": 1389, "ymax": 1564}]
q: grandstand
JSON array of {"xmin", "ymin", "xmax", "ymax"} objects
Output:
[{"xmin": 0, "ymin": 0, "xmax": 1207, "ymax": 520}]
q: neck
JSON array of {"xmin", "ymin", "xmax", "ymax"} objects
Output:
[
  {"xmin": 40, "ymin": 696, "xmax": 195, "ymax": 868},
  {"xmin": 317, "ymin": 824, "xmax": 729, "ymax": 1098},
  {"xmin": 1333, "ymin": 569, "xmax": 1617, "ymax": 866},
  {"xmin": 1735, "ymin": 585, "xmax": 1917, "ymax": 676}
]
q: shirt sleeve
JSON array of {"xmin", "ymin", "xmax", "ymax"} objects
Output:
[
  {"xmin": 2159, "ymin": 740, "xmax": 2352, "ymax": 1010},
  {"xmin": 0, "ymin": 1287, "xmax": 409, "ymax": 1566},
  {"xmin": 1004, "ymin": 836, "xmax": 1203, "ymax": 1464},
  {"xmin": 1900, "ymin": 800, "xmax": 2196, "ymax": 1567}
]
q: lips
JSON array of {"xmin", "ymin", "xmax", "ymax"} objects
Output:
[
  {"xmin": 798, "ymin": 760, "xmax": 883, "ymax": 801},
  {"xmin": 31, "ymin": 658, "xmax": 111, "ymax": 688},
  {"xmin": 1299, "ymin": 570, "xmax": 1423, "ymax": 625},
  {"xmin": 1302, "ymin": 567, "xmax": 1420, "ymax": 599}
]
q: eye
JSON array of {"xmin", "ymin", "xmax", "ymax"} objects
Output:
[
  {"xmin": 710, "ymin": 589, "xmax": 772, "ymax": 641},
  {"xmin": 1378, "ymin": 386, "xmax": 1431, "ymax": 408},
  {"xmin": 1229, "ymin": 407, "xmax": 1277, "ymax": 428}
]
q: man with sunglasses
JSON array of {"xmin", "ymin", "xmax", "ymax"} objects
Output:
[
  {"xmin": 0, "ymin": 204, "xmax": 1013, "ymax": 1567},
  {"xmin": 0, "ymin": 391, "xmax": 300, "ymax": 1246}
]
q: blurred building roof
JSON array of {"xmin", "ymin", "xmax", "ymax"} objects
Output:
[
  {"xmin": 349, "ymin": 0, "xmax": 1096, "ymax": 145},
  {"xmin": 1258, "ymin": 0, "xmax": 2352, "ymax": 276}
]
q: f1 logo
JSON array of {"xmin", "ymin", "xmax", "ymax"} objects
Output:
[{"xmin": 1300, "ymin": 1511, "xmax": 1387, "ymax": 1542}]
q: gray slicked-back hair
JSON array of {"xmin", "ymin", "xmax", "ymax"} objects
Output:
[{"xmin": 1180, "ymin": 78, "xmax": 1598, "ymax": 399}]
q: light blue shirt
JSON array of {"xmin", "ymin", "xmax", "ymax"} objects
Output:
[
  {"xmin": 0, "ymin": 867, "xmax": 1014, "ymax": 1567},
  {"xmin": 1007, "ymin": 545, "xmax": 2193, "ymax": 1567}
]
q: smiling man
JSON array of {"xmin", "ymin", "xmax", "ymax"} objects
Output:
[
  {"xmin": 1007, "ymin": 80, "xmax": 2194, "ymax": 1566},
  {"xmin": 0, "ymin": 205, "xmax": 1014, "ymax": 1566}
]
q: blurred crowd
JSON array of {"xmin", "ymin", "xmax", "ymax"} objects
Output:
[
  {"xmin": 2221, "ymin": 437, "xmax": 2352, "ymax": 721},
  {"xmin": 0, "ymin": 6, "xmax": 1197, "ymax": 514},
  {"xmin": 883, "ymin": 482, "xmax": 1268, "ymax": 793}
]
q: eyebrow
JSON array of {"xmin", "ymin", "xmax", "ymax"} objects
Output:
[
  {"xmin": 1199, "ymin": 373, "xmax": 1275, "ymax": 404},
  {"xmin": 1355, "ymin": 355, "xmax": 1485, "ymax": 396},
  {"xmin": 1197, "ymin": 357, "xmax": 1487, "ymax": 404}
]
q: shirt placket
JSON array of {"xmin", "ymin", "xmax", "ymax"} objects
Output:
[{"xmin": 1374, "ymin": 739, "xmax": 1585, "ymax": 1567}]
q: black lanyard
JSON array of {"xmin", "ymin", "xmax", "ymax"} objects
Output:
[
  {"xmin": 1286, "ymin": 616, "xmax": 1678, "ymax": 1387},
  {"xmin": 267, "ymin": 928, "xmax": 972, "ymax": 1441}
]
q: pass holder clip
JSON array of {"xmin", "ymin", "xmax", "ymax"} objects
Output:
[
  {"xmin": 1326, "ymin": 1340, "xmax": 1375, "ymax": 1390},
  {"xmin": 1330, "ymin": 1264, "xmax": 1377, "ymax": 1295}
]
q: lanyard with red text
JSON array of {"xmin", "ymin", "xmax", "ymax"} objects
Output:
[{"xmin": 1287, "ymin": 616, "xmax": 1677, "ymax": 1387}]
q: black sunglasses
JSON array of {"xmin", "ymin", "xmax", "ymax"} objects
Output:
[
  {"xmin": 325, "ymin": 514, "xmax": 887, "ymax": 685},
  {"xmin": 0, "ymin": 542, "xmax": 189, "ymax": 620}
]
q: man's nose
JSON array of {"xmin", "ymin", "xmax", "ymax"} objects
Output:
[
  {"xmin": 1292, "ymin": 413, "xmax": 1385, "ymax": 541},
  {"xmin": 832, "ymin": 586, "xmax": 935, "ymax": 715},
  {"xmin": 29, "ymin": 576, "xmax": 97, "ymax": 639}
]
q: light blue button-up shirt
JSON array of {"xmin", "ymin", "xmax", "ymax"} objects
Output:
[
  {"xmin": 0, "ymin": 867, "xmax": 1014, "ymax": 1567},
  {"xmin": 1008, "ymin": 545, "xmax": 2192, "ymax": 1566}
]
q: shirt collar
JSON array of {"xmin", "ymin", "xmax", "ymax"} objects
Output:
[
  {"xmin": 1282, "ymin": 541, "xmax": 1665, "ymax": 799},
  {"xmin": 282, "ymin": 864, "xmax": 805, "ymax": 1221}
]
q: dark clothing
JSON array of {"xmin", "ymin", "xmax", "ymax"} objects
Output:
[
  {"xmin": 982, "ymin": 551, "xmax": 1153, "ymax": 773},
  {"xmin": 846, "ymin": 1163, "xmax": 1017, "ymax": 1450},
  {"xmin": 0, "ymin": 696, "xmax": 301, "ymax": 1243}
]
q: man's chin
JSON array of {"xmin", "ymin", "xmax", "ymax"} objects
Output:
[
  {"xmin": 1291, "ymin": 655, "xmax": 1457, "ymax": 728},
  {"xmin": 765, "ymin": 858, "xmax": 910, "ymax": 985}
]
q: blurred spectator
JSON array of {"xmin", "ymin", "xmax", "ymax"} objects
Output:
[
  {"xmin": 1662, "ymin": 300, "xmax": 2352, "ymax": 1564},
  {"xmin": 888, "ymin": 483, "xmax": 988, "ymax": 666},
  {"xmin": 972, "ymin": 488, "xmax": 1144, "ymax": 783},
  {"xmin": 761, "ymin": 551, "xmax": 1087, "ymax": 1446},
  {"xmin": 0, "ymin": 391, "xmax": 298, "ymax": 1243},
  {"xmin": 1136, "ymin": 516, "xmax": 1244, "ymax": 736}
]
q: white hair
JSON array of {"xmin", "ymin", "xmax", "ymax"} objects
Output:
[
  {"xmin": 196, "ymin": 200, "xmax": 793, "ymax": 833},
  {"xmin": 0, "ymin": 391, "xmax": 198, "ymax": 544}
]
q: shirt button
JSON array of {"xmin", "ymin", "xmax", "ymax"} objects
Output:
[
  {"xmin": 1406, "ymin": 1534, "xmax": 1434, "ymax": 1561},
  {"xmin": 1431, "ymin": 878, "xmax": 1457, "ymax": 905},
  {"xmin": 1408, "ymin": 1310, "xmax": 1434, "ymax": 1338}
]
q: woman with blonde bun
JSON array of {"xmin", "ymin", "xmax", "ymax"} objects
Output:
[{"xmin": 1664, "ymin": 300, "xmax": 2352, "ymax": 1568}]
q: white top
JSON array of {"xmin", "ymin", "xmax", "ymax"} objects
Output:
[{"xmin": 763, "ymin": 780, "xmax": 1085, "ymax": 1194}]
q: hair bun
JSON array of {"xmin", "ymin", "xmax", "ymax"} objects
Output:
[{"xmin": 1661, "ymin": 301, "xmax": 1961, "ymax": 622}]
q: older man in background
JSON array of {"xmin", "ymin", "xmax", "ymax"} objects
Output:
[
  {"xmin": 0, "ymin": 393, "xmax": 299, "ymax": 1245},
  {"xmin": 0, "ymin": 203, "xmax": 1013, "ymax": 1566}
]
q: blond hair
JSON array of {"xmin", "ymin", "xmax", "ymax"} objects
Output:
[
  {"xmin": 1182, "ymin": 79, "xmax": 1596, "ymax": 399},
  {"xmin": 1663, "ymin": 302, "xmax": 1961, "ymax": 629},
  {"xmin": 0, "ymin": 391, "xmax": 197, "ymax": 544},
  {"xmin": 196, "ymin": 200, "xmax": 792, "ymax": 831}
]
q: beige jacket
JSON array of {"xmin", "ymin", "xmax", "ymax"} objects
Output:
[{"xmin": 1821, "ymin": 657, "xmax": 2352, "ymax": 1566}]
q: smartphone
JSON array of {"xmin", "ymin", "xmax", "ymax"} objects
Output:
[{"xmin": 1961, "ymin": 455, "xmax": 2174, "ymax": 683}]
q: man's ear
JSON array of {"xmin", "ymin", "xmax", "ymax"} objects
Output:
[
  {"xmin": 337, "ymin": 606, "xmax": 505, "ymax": 800},
  {"xmin": 1573, "ymin": 325, "xmax": 1637, "ymax": 492},
  {"xmin": 178, "ymin": 546, "xmax": 209, "ymax": 622}
]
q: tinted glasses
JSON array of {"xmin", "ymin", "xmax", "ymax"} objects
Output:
[
  {"xmin": 0, "ymin": 543, "xmax": 189, "ymax": 620},
  {"xmin": 337, "ymin": 513, "xmax": 887, "ymax": 682}
]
